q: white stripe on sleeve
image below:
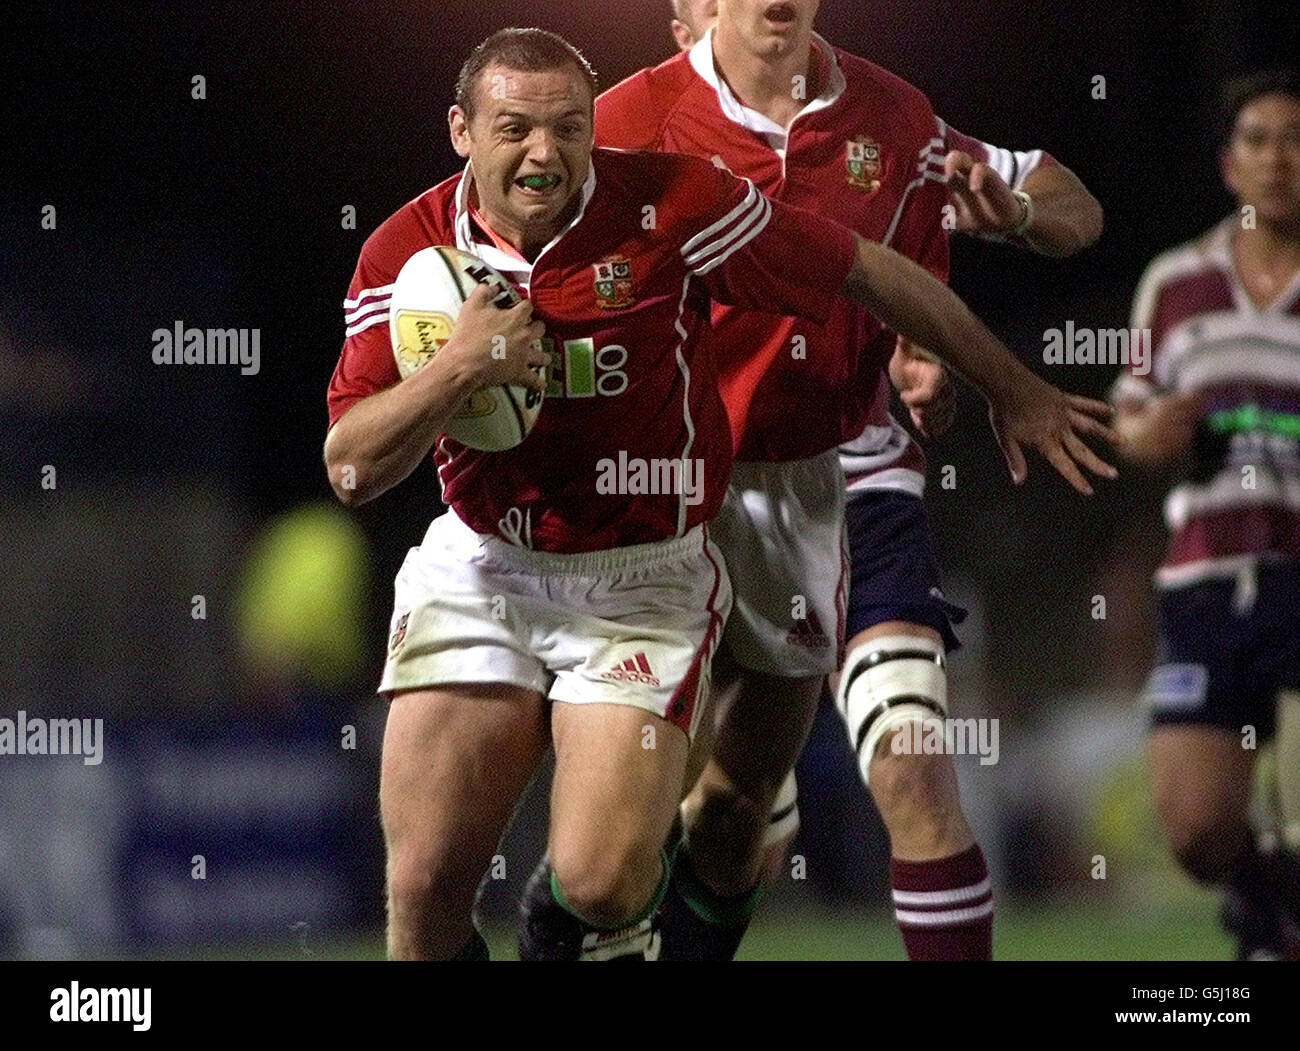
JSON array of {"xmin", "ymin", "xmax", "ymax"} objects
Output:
[{"xmin": 344, "ymin": 283, "xmax": 396, "ymax": 309}]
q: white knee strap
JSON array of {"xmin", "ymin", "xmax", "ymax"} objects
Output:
[
  {"xmin": 679, "ymin": 769, "xmax": 801, "ymax": 852},
  {"xmin": 763, "ymin": 770, "xmax": 800, "ymax": 848},
  {"xmin": 836, "ymin": 635, "xmax": 948, "ymax": 786}
]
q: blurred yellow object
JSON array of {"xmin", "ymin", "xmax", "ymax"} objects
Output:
[
  {"xmin": 1091, "ymin": 753, "xmax": 1171, "ymax": 873},
  {"xmin": 235, "ymin": 503, "xmax": 371, "ymax": 690}
]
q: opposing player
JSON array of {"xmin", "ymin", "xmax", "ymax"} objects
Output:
[
  {"xmin": 543, "ymin": 0, "xmax": 1108, "ymax": 962},
  {"xmin": 324, "ymin": 27, "xmax": 1112, "ymax": 961},
  {"xmin": 1113, "ymin": 69, "xmax": 1300, "ymax": 960}
]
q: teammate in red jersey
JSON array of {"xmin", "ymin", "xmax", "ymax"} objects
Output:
[
  {"xmin": 539, "ymin": 0, "xmax": 1107, "ymax": 961},
  {"xmin": 325, "ymin": 27, "xmax": 1112, "ymax": 961},
  {"xmin": 1113, "ymin": 69, "xmax": 1300, "ymax": 960}
]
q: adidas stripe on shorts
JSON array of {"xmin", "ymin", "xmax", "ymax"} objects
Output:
[
  {"xmin": 709, "ymin": 449, "xmax": 848, "ymax": 677},
  {"xmin": 379, "ymin": 509, "xmax": 733, "ymax": 738}
]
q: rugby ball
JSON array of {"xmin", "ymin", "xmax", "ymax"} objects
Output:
[{"xmin": 389, "ymin": 246, "xmax": 545, "ymax": 451}]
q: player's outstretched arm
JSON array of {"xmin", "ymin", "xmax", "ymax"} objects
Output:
[
  {"xmin": 946, "ymin": 151, "xmax": 1103, "ymax": 258},
  {"xmin": 841, "ymin": 234, "xmax": 1119, "ymax": 494},
  {"xmin": 324, "ymin": 285, "xmax": 548, "ymax": 506}
]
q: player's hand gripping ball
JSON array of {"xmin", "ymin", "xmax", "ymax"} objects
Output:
[{"xmin": 389, "ymin": 246, "xmax": 546, "ymax": 450}]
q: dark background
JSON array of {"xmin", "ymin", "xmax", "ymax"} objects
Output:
[{"xmin": 2, "ymin": 1, "xmax": 1297, "ymax": 956}]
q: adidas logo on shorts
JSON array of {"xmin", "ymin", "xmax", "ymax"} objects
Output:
[
  {"xmin": 601, "ymin": 653, "xmax": 661, "ymax": 687},
  {"xmin": 786, "ymin": 613, "xmax": 831, "ymax": 649}
]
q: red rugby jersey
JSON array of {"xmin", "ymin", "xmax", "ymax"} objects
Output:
[
  {"xmin": 328, "ymin": 148, "xmax": 855, "ymax": 553},
  {"xmin": 839, "ymin": 119, "xmax": 1055, "ymax": 498},
  {"xmin": 598, "ymin": 29, "xmax": 1054, "ymax": 491},
  {"xmin": 1112, "ymin": 218, "xmax": 1300, "ymax": 586}
]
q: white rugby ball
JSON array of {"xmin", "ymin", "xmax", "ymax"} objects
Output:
[{"xmin": 388, "ymin": 246, "xmax": 545, "ymax": 452}]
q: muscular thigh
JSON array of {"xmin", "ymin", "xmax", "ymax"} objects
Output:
[
  {"xmin": 549, "ymin": 703, "xmax": 689, "ymax": 865},
  {"xmin": 1142, "ymin": 574, "xmax": 1292, "ymax": 831},
  {"xmin": 380, "ymin": 683, "xmax": 549, "ymax": 872},
  {"xmin": 1148, "ymin": 725, "xmax": 1254, "ymax": 833}
]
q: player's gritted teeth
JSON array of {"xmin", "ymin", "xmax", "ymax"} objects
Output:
[{"xmin": 515, "ymin": 173, "xmax": 563, "ymax": 196}]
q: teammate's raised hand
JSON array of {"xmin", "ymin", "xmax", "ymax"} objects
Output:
[
  {"xmin": 442, "ymin": 283, "xmax": 550, "ymax": 393},
  {"xmin": 944, "ymin": 150, "xmax": 1023, "ymax": 236},
  {"xmin": 989, "ymin": 374, "xmax": 1119, "ymax": 495}
]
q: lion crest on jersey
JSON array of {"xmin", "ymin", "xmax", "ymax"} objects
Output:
[
  {"xmin": 846, "ymin": 136, "xmax": 882, "ymax": 193},
  {"xmin": 593, "ymin": 257, "xmax": 635, "ymax": 310}
]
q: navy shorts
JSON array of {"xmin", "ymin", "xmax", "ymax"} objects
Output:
[
  {"xmin": 844, "ymin": 490, "xmax": 965, "ymax": 653},
  {"xmin": 1146, "ymin": 559, "xmax": 1300, "ymax": 740}
]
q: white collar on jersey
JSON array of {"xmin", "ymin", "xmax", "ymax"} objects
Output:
[
  {"xmin": 453, "ymin": 160, "xmax": 598, "ymax": 290},
  {"xmin": 1205, "ymin": 217, "xmax": 1236, "ymax": 270},
  {"xmin": 688, "ymin": 26, "xmax": 847, "ymax": 150},
  {"xmin": 1207, "ymin": 215, "xmax": 1300, "ymax": 316}
]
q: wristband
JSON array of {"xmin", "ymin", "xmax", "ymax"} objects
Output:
[{"xmin": 1011, "ymin": 189, "xmax": 1035, "ymax": 236}]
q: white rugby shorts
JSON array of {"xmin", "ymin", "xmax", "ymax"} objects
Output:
[
  {"xmin": 379, "ymin": 510, "xmax": 732, "ymax": 738},
  {"xmin": 710, "ymin": 449, "xmax": 848, "ymax": 677}
]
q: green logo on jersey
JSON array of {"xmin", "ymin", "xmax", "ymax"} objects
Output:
[{"xmin": 1205, "ymin": 404, "xmax": 1300, "ymax": 440}]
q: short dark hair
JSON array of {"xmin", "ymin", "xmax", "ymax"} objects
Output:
[
  {"xmin": 1220, "ymin": 68, "xmax": 1300, "ymax": 146},
  {"xmin": 455, "ymin": 28, "xmax": 599, "ymax": 121}
]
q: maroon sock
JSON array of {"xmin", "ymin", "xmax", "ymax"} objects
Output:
[{"xmin": 890, "ymin": 844, "xmax": 993, "ymax": 960}]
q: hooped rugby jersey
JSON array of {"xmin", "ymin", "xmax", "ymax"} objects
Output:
[
  {"xmin": 596, "ymin": 28, "xmax": 1053, "ymax": 494},
  {"xmin": 327, "ymin": 148, "xmax": 856, "ymax": 554},
  {"xmin": 1112, "ymin": 218, "xmax": 1300, "ymax": 587}
]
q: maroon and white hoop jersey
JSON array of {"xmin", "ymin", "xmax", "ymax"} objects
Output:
[
  {"xmin": 1112, "ymin": 218, "xmax": 1300, "ymax": 587},
  {"xmin": 596, "ymin": 29, "xmax": 1054, "ymax": 494},
  {"xmin": 327, "ymin": 148, "xmax": 856, "ymax": 554}
]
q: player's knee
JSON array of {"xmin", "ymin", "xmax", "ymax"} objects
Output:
[
  {"xmin": 1149, "ymin": 774, "xmax": 1241, "ymax": 882},
  {"xmin": 1169, "ymin": 832, "xmax": 1238, "ymax": 884},
  {"xmin": 837, "ymin": 633, "xmax": 947, "ymax": 788},
  {"xmin": 869, "ymin": 746, "xmax": 962, "ymax": 842},
  {"xmin": 550, "ymin": 841, "xmax": 662, "ymax": 929},
  {"xmin": 1160, "ymin": 812, "xmax": 1241, "ymax": 883},
  {"xmin": 692, "ymin": 779, "xmax": 768, "ymax": 839},
  {"xmin": 385, "ymin": 845, "xmax": 477, "ymax": 920},
  {"xmin": 870, "ymin": 741, "xmax": 952, "ymax": 808}
]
